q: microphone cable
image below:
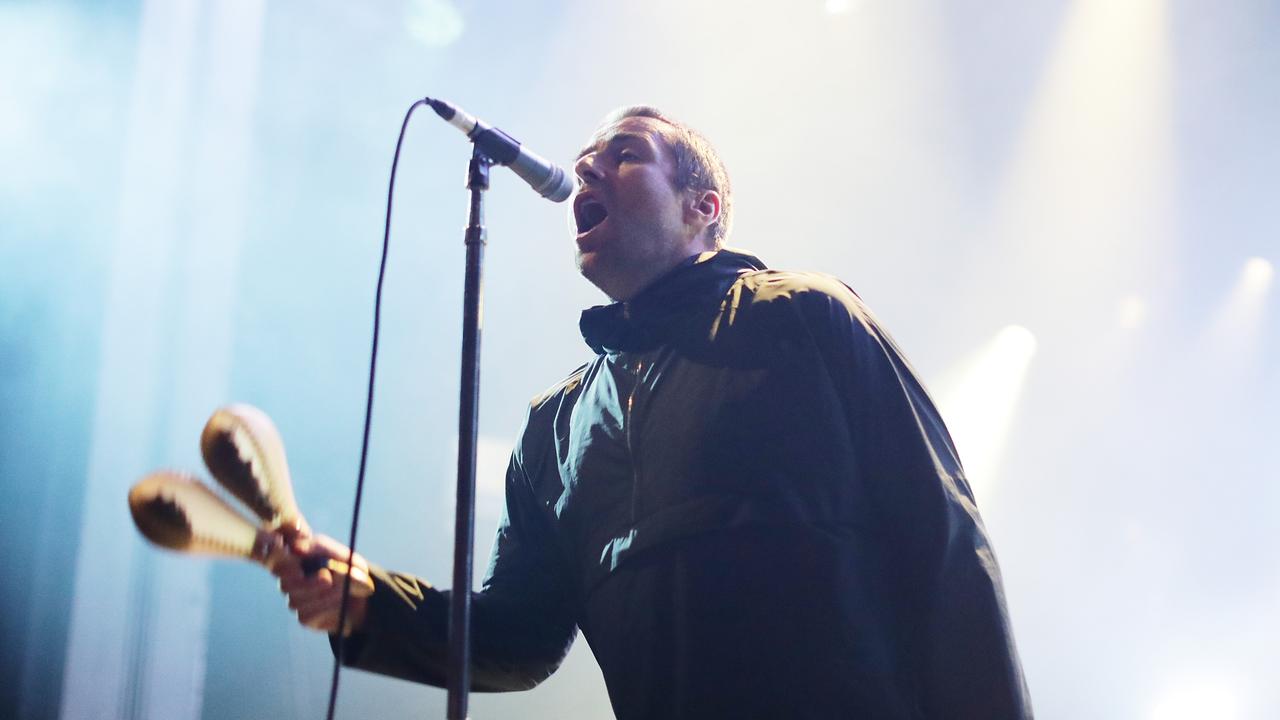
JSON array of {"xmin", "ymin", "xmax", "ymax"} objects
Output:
[{"xmin": 324, "ymin": 96, "xmax": 430, "ymax": 720}]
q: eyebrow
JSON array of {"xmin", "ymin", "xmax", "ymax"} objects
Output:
[{"xmin": 576, "ymin": 131, "xmax": 653, "ymax": 160}]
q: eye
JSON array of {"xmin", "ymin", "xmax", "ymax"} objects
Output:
[{"xmin": 617, "ymin": 149, "xmax": 639, "ymax": 163}]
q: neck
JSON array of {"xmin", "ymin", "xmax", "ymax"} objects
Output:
[{"xmin": 608, "ymin": 242, "xmax": 717, "ymax": 302}]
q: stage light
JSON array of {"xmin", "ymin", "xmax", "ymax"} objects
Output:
[
  {"xmin": 446, "ymin": 434, "xmax": 514, "ymax": 516},
  {"xmin": 935, "ymin": 325, "xmax": 1038, "ymax": 501},
  {"xmin": 60, "ymin": 0, "xmax": 266, "ymax": 714},
  {"xmin": 1117, "ymin": 294, "xmax": 1148, "ymax": 330},
  {"xmin": 985, "ymin": 0, "xmax": 1174, "ymax": 300},
  {"xmin": 824, "ymin": 0, "xmax": 856, "ymax": 15},
  {"xmin": 475, "ymin": 434, "xmax": 514, "ymax": 510},
  {"xmin": 1147, "ymin": 676, "xmax": 1242, "ymax": 720},
  {"xmin": 1207, "ymin": 256, "xmax": 1274, "ymax": 358},
  {"xmin": 1240, "ymin": 256, "xmax": 1273, "ymax": 297},
  {"xmin": 474, "ymin": 435, "xmax": 515, "ymax": 583}
]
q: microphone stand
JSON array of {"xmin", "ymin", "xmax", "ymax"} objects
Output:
[{"xmin": 448, "ymin": 145, "xmax": 491, "ymax": 720}]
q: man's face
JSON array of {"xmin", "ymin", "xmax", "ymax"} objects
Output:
[{"xmin": 571, "ymin": 116, "xmax": 705, "ymax": 301}]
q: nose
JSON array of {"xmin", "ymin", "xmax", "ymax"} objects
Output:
[{"xmin": 574, "ymin": 152, "xmax": 603, "ymax": 185}]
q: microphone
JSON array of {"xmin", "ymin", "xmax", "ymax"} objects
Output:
[{"xmin": 425, "ymin": 97, "xmax": 575, "ymax": 203}]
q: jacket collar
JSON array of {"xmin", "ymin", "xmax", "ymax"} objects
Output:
[{"xmin": 579, "ymin": 248, "xmax": 768, "ymax": 355}]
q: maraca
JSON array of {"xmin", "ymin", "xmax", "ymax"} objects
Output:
[
  {"xmin": 198, "ymin": 403, "xmax": 373, "ymax": 594},
  {"xmin": 128, "ymin": 471, "xmax": 373, "ymax": 595},
  {"xmin": 129, "ymin": 471, "xmax": 277, "ymax": 561},
  {"xmin": 200, "ymin": 403, "xmax": 302, "ymax": 531}
]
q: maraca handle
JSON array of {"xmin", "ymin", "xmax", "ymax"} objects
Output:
[{"xmin": 300, "ymin": 555, "xmax": 375, "ymax": 598}]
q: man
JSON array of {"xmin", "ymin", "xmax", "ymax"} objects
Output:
[{"xmin": 272, "ymin": 106, "xmax": 1033, "ymax": 719}]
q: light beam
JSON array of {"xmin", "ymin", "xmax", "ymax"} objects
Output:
[
  {"xmin": 1206, "ymin": 256, "xmax": 1274, "ymax": 364},
  {"xmin": 935, "ymin": 325, "xmax": 1039, "ymax": 501}
]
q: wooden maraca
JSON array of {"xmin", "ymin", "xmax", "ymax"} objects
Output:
[
  {"xmin": 127, "ymin": 471, "xmax": 372, "ymax": 595},
  {"xmin": 127, "ymin": 403, "xmax": 373, "ymax": 595},
  {"xmin": 198, "ymin": 403, "xmax": 372, "ymax": 593},
  {"xmin": 200, "ymin": 404, "xmax": 302, "ymax": 531},
  {"xmin": 129, "ymin": 470, "xmax": 278, "ymax": 562}
]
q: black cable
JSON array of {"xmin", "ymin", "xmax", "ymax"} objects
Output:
[{"xmin": 324, "ymin": 97, "xmax": 429, "ymax": 720}]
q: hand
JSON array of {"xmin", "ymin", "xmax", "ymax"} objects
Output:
[{"xmin": 267, "ymin": 525, "xmax": 371, "ymax": 637}]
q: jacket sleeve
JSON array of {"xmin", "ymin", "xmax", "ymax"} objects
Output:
[
  {"xmin": 787, "ymin": 278, "xmax": 1034, "ymax": 719},
  {"xmin": 334, "ymin": 424, "xmax": 578, "ymax": 692}
]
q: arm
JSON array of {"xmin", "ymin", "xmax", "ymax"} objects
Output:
[
  {"xmin": 273, "ymin": 434, "xmax": 578, "ymax": 691},
  {"xmin": 787, "ymin": 279, "xmax": 1033, "ymax": 719}
]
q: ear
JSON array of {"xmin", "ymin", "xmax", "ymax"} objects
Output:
[{"xmin": 684, "ymin": 189, "xmax": 722, "ymax": 241}]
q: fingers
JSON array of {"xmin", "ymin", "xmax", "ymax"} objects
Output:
[
  {"xmin": 263, "ymin": 537, "xmax": 295, "ymax": 575},
  {"xmin": 294, "ymin": 584, "xmax": 366, "ymax": 632},
  {"xmin": 281, "ymin": 531, "xmax": 364, "ymax": 569},
  {"xmin": 270, "ymin": 532, "xmax": 372, "ymax": 635},
  {"xmin": 277, "ymin": 517, "xmax": 311, "ymax": 546},
  {"xmin": 287, "ymin": 568, "xmax": 338, "ymax": 618},
  {"xmin": 289, "ymin": 571, "xmax": 369, "ymax": 635},
  {"xmin": 269, "ymin": 532, "xmax": 348, "ymax": 577},
  {"xmin": 308, "ymin": 534, "xmax": 368, "ymax": 568},
  {"xmin": 285, "ymin": 528, "xmax": 313, "ymax": 557}
]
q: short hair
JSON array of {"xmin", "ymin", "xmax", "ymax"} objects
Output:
[{"xmin": 595, "ymin": 105, "xmax": 733, "ymax": 247}]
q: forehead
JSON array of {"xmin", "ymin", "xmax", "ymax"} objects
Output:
[{"xmin": 577, "ymin": 116, "xmax": 674, "ymax": 159}]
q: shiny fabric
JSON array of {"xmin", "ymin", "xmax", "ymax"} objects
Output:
[{"xmin": 339, "ymin": 249, "xmax": 1033, "ymax": 719}]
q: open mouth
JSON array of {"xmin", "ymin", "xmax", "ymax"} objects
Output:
[{"xmin": 573, "ymin": 192, "xmax": 609, "ymax": 235}]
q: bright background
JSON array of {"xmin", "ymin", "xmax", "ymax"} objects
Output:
[{"xmin": 2, "ymin": 0, "xmax": 1276, "ymax": 718}]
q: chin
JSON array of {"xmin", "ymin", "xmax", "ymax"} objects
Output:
[
  {"xmin": 576, "ymin": 252, "xmax": 628, "ymax": 300},
  {"xmin": 575, "ymin": 249, "xmax": 605, "ymax": 285},
  {"xmin": 575, "ymin": 247, "xmax": 596, "ymax": 275}
]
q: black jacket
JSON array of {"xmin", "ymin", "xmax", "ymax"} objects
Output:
[{"xmin": 340, "ymin": 249, "xmax": 1033, "ymax": 719}]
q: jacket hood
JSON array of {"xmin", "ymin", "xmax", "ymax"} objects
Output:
[{"xmin": 579, "ymin": 248, "xmax": 768, "ymax": 355}]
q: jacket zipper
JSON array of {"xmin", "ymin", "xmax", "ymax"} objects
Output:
[{"xmin": 626, "ymin": 357, "xmax": 644, "ymax": 524}]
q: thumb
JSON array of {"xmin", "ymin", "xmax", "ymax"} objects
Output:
[{"xmin": 278, "ymin": 518, "xmax": 312, "ymax": 555}]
